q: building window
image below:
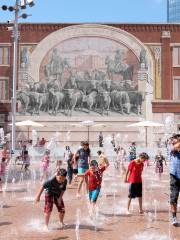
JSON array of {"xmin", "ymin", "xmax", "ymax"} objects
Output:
[
  {"xmin": 0, "ymin": 78, "xmax": 9, "ymax": 100},
  {"xmin": 173, "ymin": 78, "xmax": 180, "ymax": 99},
  {"xmin": 0, "ymin": 47, "xmax": 10, "ymax": 65}
]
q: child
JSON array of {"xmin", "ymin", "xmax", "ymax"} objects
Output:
[
  {"xmin": 56, "ymin": 160, "xmax": 63, "ymax": 171},
  {"xmin": 124, "ymin": 152, "xmax": 149, "ymax": 214},
  {"xmin": 35, "ymin": 168, "xmax": 67, "ymax": 230},
  {"xmin": 154, "ymin": 150, "xmax": 166, "ymax": 179},
  {"xmin": 97, "ymin": 150, "xmax": 109, "ymax": 168},
  {"xmin": 115, "ymin": 146, "xmax": 126, "ymax": 173},
  {"xmin": 79, "ymin": 160, "xmax": 108, "ymax": 216},
  {"xmin": 41, "ymin": 149, "xmax": 50, "ymax": 181},
  {"xmin": 22, "ymin": 150, "xmax": 30, "ymax": 172},
  {"xmin": 66, "ymin": 152, "xmax": 74, "ymax": 186},
  {"xmin": 128, "ymin": 142, "xmax": 136, "ymax": 161},
  {"xmin": 0, "ymin": 157, "xmax": 10, "ymax": 190}
]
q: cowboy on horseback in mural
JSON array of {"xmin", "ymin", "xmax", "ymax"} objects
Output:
[{"xmin": 17, "ymin": 37, "xmax": 147, "ymax": 117}]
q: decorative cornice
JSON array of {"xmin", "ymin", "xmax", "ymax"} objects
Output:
[{"xmin": 1, "ymin": 23, "xmax": 180, "ymax": 32}]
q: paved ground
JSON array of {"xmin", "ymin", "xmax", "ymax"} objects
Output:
[{"xmin": 0, "ymin": 160, "xmax": 179, "ymax": 240}]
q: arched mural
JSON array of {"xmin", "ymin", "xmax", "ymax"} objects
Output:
[{"xmin": 17, "ymin": 24, "xmax": 154, "ymax": 117}]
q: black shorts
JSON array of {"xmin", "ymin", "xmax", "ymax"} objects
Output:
[
  {"xmin": 128, "ymin": 183, "xmax": 142, "ymax": 198},
  {"xmin": 73, "ymin": 169, "xmax": 78, "ymax": 174},
  {"xmin": 170, "ymin": 174, "xmax": 180, "ymax": 205}
]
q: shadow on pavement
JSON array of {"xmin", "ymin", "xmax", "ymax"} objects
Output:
[{"xmin": 0, "ymin": 222, "xmax": 12, "ymax": 226}]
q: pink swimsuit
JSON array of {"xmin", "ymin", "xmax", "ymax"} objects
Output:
[
  {"xmin": 42, "ymin": 155, "xmax": 49, "ymax": 171},
  {"xmin": 0, "ymin": 162, "xmax": 7, "ymax": 176}
]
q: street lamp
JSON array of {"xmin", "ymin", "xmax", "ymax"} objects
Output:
[{"xmin": 1, "ymin": 0, "xmax": 35, "ymax": 153}]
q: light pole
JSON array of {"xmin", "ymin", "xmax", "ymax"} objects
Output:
[
  {"xmin": 1, "ymin": 0, "xmax": 35, "ymax": 153},
  {"xmin": 11, "ymin": 0, "xmax": 19, "ymax": 153}
]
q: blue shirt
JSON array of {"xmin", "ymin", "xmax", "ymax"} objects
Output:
[
  {"xmin": 76, "ymin": 148, "xmax": 90, "ymax": 168},
  {"xmin": 170, "ymin": 151, "xmax": 180, "ymax": 179}
]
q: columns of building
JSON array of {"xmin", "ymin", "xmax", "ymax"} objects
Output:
[{"xmin": 161, "ymin": 30, "xmax": 172, "ymax": 100}]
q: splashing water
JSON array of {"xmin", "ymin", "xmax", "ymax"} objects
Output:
[
  {"xmin": 27, "ymin": 219, "xmax": 43, "ymax": 232},
  {"xmin": 0, "ymin": 128, "xmax": 4, "ymax": 144},
  {"xmin": 130, "ymin": 232, "xmax": 169, "ymax": 240},
  {"xmin": 164, "ymin": 116, "xmax": 175, "ymax": 136},
  {"xmin": 75, "ymin": 208, "xmax": 81, "ymax": 240},
  {"xmin": 115, "ymin": 133, "xmax": 121, "ymax": 147},
  {"xmin": 32, "ymin": 129, "xmax": 38, "ymax": 147},
  {"xmin": 103, "ymin": 135, "xmax": 114, "ymax": 157}
]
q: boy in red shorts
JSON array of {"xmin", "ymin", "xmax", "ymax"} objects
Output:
[
  {"xmin": 124, "ymin": 152, "xmax": 149, "ymax": 214},
  {"xmin": 35, "ymin": 168, "xmax": 67, "ymax": 230}
]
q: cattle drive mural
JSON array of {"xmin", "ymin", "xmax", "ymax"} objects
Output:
[{"xmin": 17, "ymin": 37, "xmax": 147, "ymax": 116}]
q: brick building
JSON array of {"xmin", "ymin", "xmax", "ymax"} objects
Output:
[{"xmin": 0, "ymin": 23, "xmax": 180, "ymax": 144}]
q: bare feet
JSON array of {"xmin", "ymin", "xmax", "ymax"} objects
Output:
[
  {"xmin": 59, "ymin": 222, "xmax": 67, "ymax": 229},
  {"xmin": 43, "ymin": 225, "xmax": 49, "ymax": 231},
  {"xmin": 126, "ymin": 210, "xmax": 131, "ymax": 215},
  {"xmin": 76, "ymin": 193, "xmax": 81, "ymax": 198}
]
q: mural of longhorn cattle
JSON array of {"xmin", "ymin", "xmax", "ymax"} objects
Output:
[{"xmin": 18, "ymin": 37, "xmax": 146, "ymax": 116}]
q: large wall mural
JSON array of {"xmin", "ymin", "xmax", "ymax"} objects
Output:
[{"xmin": 17, "ymin": 25, "xmax": 152, "ymax": 117}]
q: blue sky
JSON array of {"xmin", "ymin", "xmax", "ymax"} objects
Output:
[{"xmin": 0, "ymin": 0, "xmax": 167, "ymax": 23}]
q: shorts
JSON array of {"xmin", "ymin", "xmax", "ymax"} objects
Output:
[
  {"xmin": 170, "ymin": 174, "xmax": 180, "ymax": 205},
  {"xmin": 78, "ymin": 167, "xmax": 88, "ymax": 174},
  {"xmin": 156, "ymin": 164, "xmax": 163, "ymax": 173},
  {"xmin": 73, "ymin": 169, "xmax": 78, "ymax": 174},
  {"xmin": 128, "ymin": 183, "xmax": 142, "ymax": 198},
  {"xmin": 0, "ymin": 175, "xmax": 5, "ymax": 183},
  {"xmin": 89, "ymin": 188, "xmax": 100, "ymax": 202},
  {"xmin": 44, "ymin": 194, "xmax": 65, "ymax": 214},
  {"xmin": 129, "ymin": 156, "xmax": 136, "ymax": 162}
]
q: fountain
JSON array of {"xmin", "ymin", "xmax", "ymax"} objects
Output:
[
  {"xmin": 0, "ymin": 128, "xmax": 5, "ymax": 146},
  {"xmin": 32, "ymin": 129, "xmax": 38, "ymax": 147},
  {"xmin": 75, "ymin": 208, "xmax": 81, "ymax": 240},
  {"xmin": 153, "ymin": 199, "xmax": 158, "ymax": 221}
]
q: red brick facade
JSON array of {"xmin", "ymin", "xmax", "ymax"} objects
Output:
[{"xmin": 1, "ymin": 23, "xmax": 180, "ymax": 115}]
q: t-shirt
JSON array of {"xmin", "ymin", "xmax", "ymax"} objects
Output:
[
  {"xmin": 43, "ymin": 176, "xmax": 67, "ymax": 197},
  {"xmin": 129, "ymin": 146, "xmax": 136, "ymax": 160},
  {"xmin": 128, "ymin": 160, "xmax": 143, "ymax": 183},
  {"xmin": 85, "ymin": 166, "xmax": 105, "ymax": 191},
  {"xmin": 76, "ymin": 148, "xmax": 91, "ymax": 168},
  {"xmin": 23, "ymin": 155, "xmax": 30, "ymax": 165},
  {"xmin": 169, "ymin": 151, "xmax": 180, "ymax": 179},
  {"xmin": 155, "ymin": 155, "xmax": 165, "ymax": 166}
]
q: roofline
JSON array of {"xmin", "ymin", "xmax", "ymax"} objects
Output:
[{"xmin": 1, "ymin": 21, "xmax": 180, "ymax": 25}]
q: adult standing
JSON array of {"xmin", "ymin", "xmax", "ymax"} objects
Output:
[
  {"xmin": 74, "ymin": 141, "xmax": 91, "ymax": 197},
  {"xmin": 128, "ymin": 142, "xmax": 136, "ymax": 161},
  {"xmin": 169, "ymin": 134, "xmax": 180, "ymax": 226},
  {"xmin": 98, "ymin": 132, "xmax": 103, "ymax": 148}
]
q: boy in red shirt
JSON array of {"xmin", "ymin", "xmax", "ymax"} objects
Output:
[
  {"xmin": 78, "ymin": 160, "xmax": 108, "ymax": 214},
  {"xmin": 124, "ymin": 152, "xmax": 149, "ymax": 214}
]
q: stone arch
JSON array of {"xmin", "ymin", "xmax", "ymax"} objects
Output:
[
  {"xmin": 29, "ymin": 24, "xmax": 153, "ymax": 80},
  {"xmin": 28, "ymin": 24, "xmax": 154, "ymax": 119}
]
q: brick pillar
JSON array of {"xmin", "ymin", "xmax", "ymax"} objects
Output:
[{"xmin": 161, "ymin": 30, "xmax": 172, "ymax": 99}]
